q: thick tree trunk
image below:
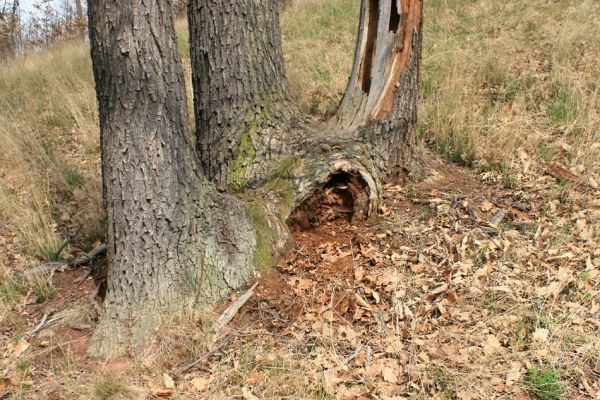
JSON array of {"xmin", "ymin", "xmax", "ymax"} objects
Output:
[
  {"xmin": 188, "ymin": 0, "xmax": 294, "ymax": 191},
  {"xmin": 87, "ymin": 0, "xmax": 259, "ymax": 358},
  {"xmin": 188, "ymin": 0, "xmax": 423, "ymax": 190},
  {"xmin": 88, "ymin": 0, "xmax": 423, "ymax": 358}
]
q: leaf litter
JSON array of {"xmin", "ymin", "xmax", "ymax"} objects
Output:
[
  {"xmin": 171, "ymin": 159, "xmax": 600, "ymax": 399},
  {"xmin": 1, "ymin": 158, "xmax": 599, "ymax": 399}
]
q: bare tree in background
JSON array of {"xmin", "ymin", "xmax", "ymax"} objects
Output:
[
  {"xmin": 73, "ymin": 0, "xmax": 84, "ymax": 35},
  {"xmin": 17, "ymin": 0, "xmax": 87, "ymax": 52},
  {"xmin": 0, "ymin": 0, "xmax": 20, "ymax": 60}
]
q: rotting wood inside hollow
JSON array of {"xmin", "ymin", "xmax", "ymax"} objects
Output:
[
  {"xmin": 287, "ymin": 172, "xmax": 370, "ymax": 231},
  {"xmin": 389, "ymin": 0, "xmax": 400, "ymax": 32}
]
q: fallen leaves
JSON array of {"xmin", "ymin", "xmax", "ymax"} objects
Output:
[
  {"xmin": 482, "ymin": 334, "xmax": 503, "ymax": 356},
  {"xmin": 2, "ymin": 152, "xmax": 599, "ymax": 400}
]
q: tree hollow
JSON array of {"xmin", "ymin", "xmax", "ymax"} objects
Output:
[{"xmin": 288, "ymin": 168, "xmax": 376, "ymax": 232}]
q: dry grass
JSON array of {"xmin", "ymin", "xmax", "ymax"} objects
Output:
[
  {"xmin": 280, "ymin": 0, "xmax": 359, "ymax": 116},
  {"xmin": 0, "ymin": 40, "xmax": 102, "ymax": 263},
  {"xmin": 421, "ymin": 0, "xmax": 599, "ymax": 176},
  {"xmin": 280, "ymin": 0, "xmax": 600, "ymax": 179},
  {"xmin": 92, "ymin": 372, "xmax": 133, "ymax": 400}
]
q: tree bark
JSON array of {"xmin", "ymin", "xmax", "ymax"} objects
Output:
[
  {"xmin": 188, "ymin": 0, "xmax": 423, "ymax": 191},
  {"xmin": 87, "ymin": 0, "xmax": 260, "ymax": 358},
  {"xmin": 88, "ymin": 0, "xmax": 423, "ymax": 358},
  {"xmin": 188, "ymin": 0, "xmax": 295, "ymax": 191}
]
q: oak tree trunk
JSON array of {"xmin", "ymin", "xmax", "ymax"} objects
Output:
[
  {"xmin": 89, "ymin": 0, "xmax": 423, "ymax": 357},
  {"xmin": 87, "ymin": 0, "xmax": 259, "ymax": 358}
]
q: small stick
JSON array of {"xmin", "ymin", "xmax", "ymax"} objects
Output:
[
  {"xmin": 345, "ymin": 345, "xmax": 362, "ymax": 364},
  {"xmin": 53, "ymin": 225, "xmax": 83, "ymax": 260},
  {"xmin": 213, "ymin": 282, "xmax": 258, "ymax": 335},
  {"xmin": 28, "ymin": 312, "xmax": 49, "ymax": 336},
  {"xmin": 17, "ymin": 244, "xmax": 108, "ymax": 281}
]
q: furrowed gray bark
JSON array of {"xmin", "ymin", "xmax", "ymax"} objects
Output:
[
  {"xmin": 87, "ymin": 0, "xmax": 423, "ymax": 358},
  {"xmin": 187, "ymin": 0, "xmax": 423, "ymax": 198},
  {"xmin": 188, "ymin": 0, "xmax": 295, "ymax": 191},
  {"xmin": 87, "ymin": 0, "xmax": 260, "ymax": 358}
]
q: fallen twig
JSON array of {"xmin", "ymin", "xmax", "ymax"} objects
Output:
[
  {"xmin": 53, "ymin": 224, "xmax": 83, "ymax": 260},
  {"xmin": 17, "ymin": 244, "xmax": 107, "ymax": 282},
  {"xmin": 28, "ymin": 312, "xmax": 49, "ymax": 336},
  {"xmin": 213, "ymin": 282, "xmax": 258, "ymax": 337}
]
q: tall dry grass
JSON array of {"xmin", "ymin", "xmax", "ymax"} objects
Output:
[
  {"xmin": 420, "ymin": 0, "xmax": 599, "ymax": 176},
  {"xmin": 281, "ymin": 0, "xmax": 599, "ymax": 180},
  {"xmin": 0, "ymin": 40, "xmax": 102, "ymax": 262},
  {"xmin": 280, "ymin": 0, "xmax": 359, "ymax": 116}
]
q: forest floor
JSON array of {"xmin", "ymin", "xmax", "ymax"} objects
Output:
[{"xmin": 1, "ymin": 152, "xmax": 599, "ymax": 399}]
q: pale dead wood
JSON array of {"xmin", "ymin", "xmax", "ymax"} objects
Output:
[{"xmin": 213, "ymin": 282, "xmax": 259, "ymax": 337}]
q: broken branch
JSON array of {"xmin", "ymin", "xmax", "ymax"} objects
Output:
[{"xmin": 16, "ymin": 244, "xmax": 107, "ymax": 282}]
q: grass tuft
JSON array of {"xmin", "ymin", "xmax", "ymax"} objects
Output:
[
  {"xmin": 525, "ymin": 366, "xmax": 565, "ymax": 400},
  {"xmin": 92, "ymin": 373, "xmax": 132, "ymax": 400},
  {"xmin": 29, "ymin": 272, "xmax": 57, "ymax": 303}
]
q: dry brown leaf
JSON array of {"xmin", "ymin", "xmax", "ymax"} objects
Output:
[
  {"xmin": 354, "ymin": 265, "xmax": 364, "ymax": 282},
  {"xmin": 246, "ymin": 370, "xmax": 263, "ymax": 386},
  {"xmin": 410, "ymin": 263, "xmax": 425, "ymax": 273},
  {"xmin": 353, "ymin": 293, "xmax": 372, "ymax": 310},
  {"xmin": 163, "ymin": 373, "xmax": 175, "ymax": 390},
  {"xmin": 505, "ymin": 362, "xmax": 523, "ymax": 388},
  {"xmin": 189, "ymin": 376, "xmax": 210, "ymax": 392},
  {"xmin": 480, "ymin": 201, "xmax": 494, "ymax": 212},
  {"xmin": 381, "ymin": 367, "xmax": 399, "ymax": 383},
  {"xmin": 13, "ymin": 340, "xmax": 30, "ymax": 357},
  {"xmin": 372, "ymin": 290, "xmax": 381, "ymax": 304},
  {"xmin": 482, "ymin": 335, "xmax": 502, "ymax": 355},
  {"xmin": 365, "ymin": 362, "xmax": 383, "ymax": 378},
  {"xmin": 440, "ymin": 289, "xmax": 459, "ymax": 306}
]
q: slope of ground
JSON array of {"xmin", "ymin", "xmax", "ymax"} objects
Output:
[{"xmin": 0, "ymin": 0, "xmax": 599, "ymax": 399}]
